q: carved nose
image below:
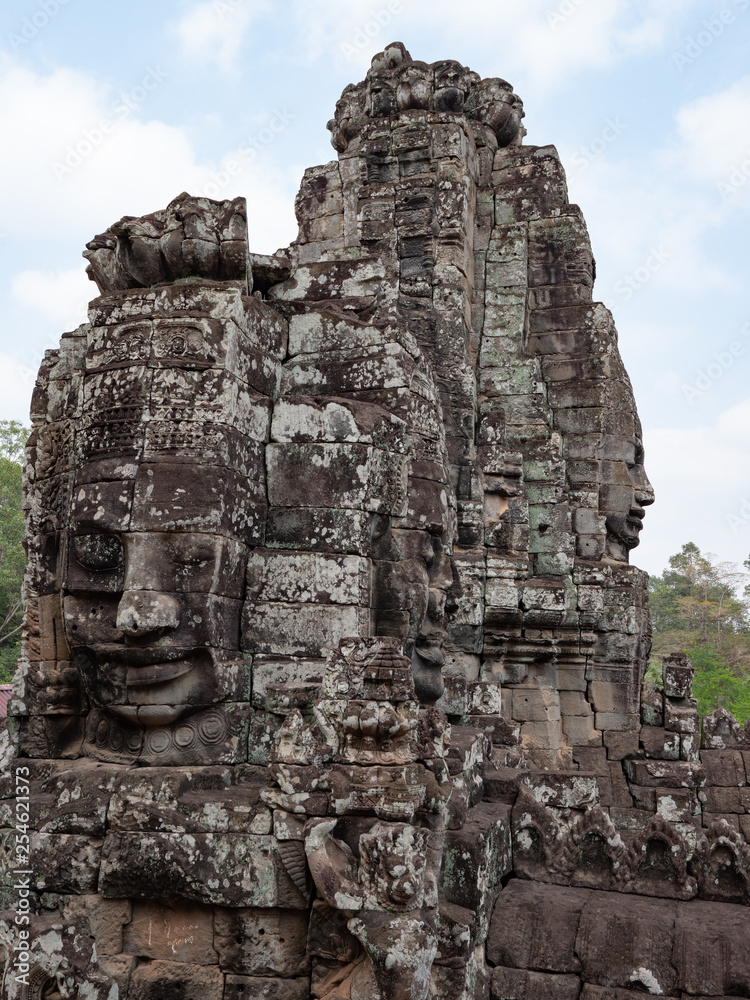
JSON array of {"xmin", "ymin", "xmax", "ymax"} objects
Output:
[
  {"xmin": 635, "ymin": 480, "xmax": 655, "ymax": 508},
  {"xmin": 116, "ymin": 590, "xmax": 180, "ymax": 637}
]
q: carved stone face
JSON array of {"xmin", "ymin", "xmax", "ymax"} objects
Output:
[
  {"xmin": 395, "ymin": 62, "xmax": 431, "ymax": 111},
  {"xmin": 602, "ymin": 424, "xmax": 654, "ymax": 559},
  {"xmin": 432, "ymin": 61, "xmax": 476, "ymax": 112},
  {"xmin": 327, "ymin": 84, "xmax": 366, "ymax": 152},
  {"xmin": 466, "ymin": 77, "xmax": 525, "ymax": 147},
  {"xmin": 367, "ymin": 75, "xmax": 398, "ymax": 118},
  {"xmin": 373, "ymin": 511, "xmax": 456, "ymax": 705},
  {"xmin": 63, "ymin": 461, "xmax": 248, "ymax": 726}
]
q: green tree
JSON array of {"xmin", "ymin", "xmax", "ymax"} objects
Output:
[
  {"xmin": 649, "ymin": 542, "xmax": 750, "ymax": 724},
  {"xmin": 649, "ymin": 542, "xmax": 750, "ymax": 667},
  {"xmin": 0, "ymin": 421, "xmax": 29, "ymax": 682},
  {"xmin": 0, "ymin": 420, "xmax": 29, "ymax": 463},
  {"xmin": 690, "ymin": 646, "xmax": 750, "ymax": 724}
]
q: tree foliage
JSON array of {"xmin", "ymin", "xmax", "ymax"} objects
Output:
[
  {"xmin": 0, "ymin": 421, "xmax": 29, "ymax": 682},
  {"xmin": 649, "ymin": 542, "xmax": 750, "ymax": 723}
]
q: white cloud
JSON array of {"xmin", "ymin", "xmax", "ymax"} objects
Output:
[
  {"xmin": 11, "ymin": 267, "xmax": 92, "ymax": 330},
  {"xmin": 674, "ymin": 75, "xmax": 750, "ymax": 200},
  {"xmin": 0, "ymin": 58, "xmax": 298, "ymax": 249},
  {"xmin": 168, "ymin": 0, "xmax": 698, "ymax": 91},
  {"xmin": 285, "ymin": 0, "xmax": 700, "ymax": 92},
  {"xmin": 172, "ymin": 0, "xmax": 271, "ymax": 72},
  {"xmin": 0, "ymin": 56, "xmax": 300, "ymax": 424},
  {"xmin": 0, "ymin": 353, "xmax": 35, "ymax": 424},
  {"xmin": 638, "ymin": 402, "xmax": 750, "ymax": 574}
]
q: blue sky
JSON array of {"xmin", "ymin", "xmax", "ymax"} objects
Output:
[{"xmin": 1, "ymin": 0, "xmax": 749, "ymax": 579}]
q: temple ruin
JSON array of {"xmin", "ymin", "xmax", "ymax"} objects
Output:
[{"xmin": 1, "ymin": 42, "xmax": 750, "ymax": 1000}]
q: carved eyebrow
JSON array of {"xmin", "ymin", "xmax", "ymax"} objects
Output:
[{"xmin": 68, "ymin": 514, "xmax": 126, "ymax": 534}]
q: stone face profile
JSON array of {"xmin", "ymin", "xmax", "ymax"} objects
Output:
[{"xmin": 2, "ymin": 41, "xmax": 749, "ymax": 1000}]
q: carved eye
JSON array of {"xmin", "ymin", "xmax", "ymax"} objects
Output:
[
  {"xmin": 171, "ymin": 541, "xmax": 215, "ymax": 568},
  {"xmin": 72, "ymin": 533, "xmax": 123, "ymax": 572}
]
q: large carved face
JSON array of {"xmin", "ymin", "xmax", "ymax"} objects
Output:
[
  {"xmin": 466, "ymin": 77, "xmax": 525, "ymax": 147},
  {"xmin": 431, "ymin": 61, "xmax": 478, "ymax": 112},
  {"xmin": 59, "ymin": 308, "xmax": 263, "ymax": 730},
  {"xmin": 63, "ymin": 478, "xmax": 248, "ymax": 727},
  {"xmin": 602, "ymin": 420, "xmax": 654, "ymax": 559}
]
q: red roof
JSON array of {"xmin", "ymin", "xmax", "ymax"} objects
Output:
[{"xmin": 0, "ymin": 685, "xmax": 12, "ymax": 718}]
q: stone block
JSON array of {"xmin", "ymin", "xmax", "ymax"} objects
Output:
[
  {"xmin": 31, "ymin": 833, "xmax": 102, "ymax": 894},
  {"xmin": 214, "ymin": 908, "xmax": 311, "ymax": 976},
  {"xmin": 246, "ymin": 550, "xmax": 370, "ymax": 606},
  {"xmin": 251, "ymin": 656, "xmax": 324, "ymax": 708},
  {"xmin": 265, "ymin": 506, "xmax": 373, "ymax": 555},
  {"xmin": 624, "ymin": 759, "xmax": 705, "ymax": 789},
  {"xmin": 224, "ymin": 978, "xmax": 310, "ymax": 1000},
  {"xmin": 442, "ymin": 802, "xmax": 512, "ymax": 942},
  {"xmin": 629, "ymin": 784, "xmax": 655, "ymax": 812},
  {"xmin": 662, "ymin": 655, "xmax": 693, "ymax": 699},
  {"xmin": 559, "ymin": 690, "xmax": 592, "ymax": 717},
  {"xmin": 641, "ymin": 681, "xmax": 663, "ymax": 726},
  {"xmin": 576, "ymin": 891, "xmax": 677, "ymax": 994},
  {"xmin": 571, "ymin": 747, "xmax": 608, "ymax": 774},
  {"xmin": 510, "ymin": 688, "xmax": 560, "ymax": 722},
  {"xmin": 127, "ymin": 961, "xmax": 224, "ymax": 1000},
  {"xmin": 700, "ymin": 748, "xmax": 746, "ymax": 787},
  {"xmin": 602, "ymin": 731, "xmax": 639, "ymax": 760},
  {"xmin": 563, "ymin": 714, "xmax": 602, "ymax": 747},
  {"xmin": 62, "ymin": 895, "xmax": 132, "ymax": 956},
  {"xmin": 655, "ymin": 787, "xmax": 699, "ymax": 823},
  {"xmin": 664, "ymin": 698, "xmax": 698, "ymax": 735},
  {"xmin": 242, "ymin": 601, "xmax": 366, "ymax": 656},
  {"xmin": 702, "ymin": 708, "xmax": 742, "ymax": 749},
  {"xmin": 434, "ymin": 901, "xmax": 477, "ymax": 968},
  {"xmin": 98, "ymin": 832, "xmax": 310, "ymax": 907},
  {"xmin": 580, "ymin": 989, "xmax": 678, "ymax": 1000},
  {"xmin": 594, "ymin": 713, "xmax": 638, "ymax": 733},
  {"xmin": 608, "ymin": 807, "xmax": 655, "ymax": 831},
  {"xmin": 557, "ymin": 665, "xmax": 588, "ymax": 692},
  {"xmin": 681, "ymin": 732, "xmax": 700, "ymax": 762},
  {"xmin": 700, "ymin": 785, "xmax": 742, "ymax": 813},
  {"xmin": 602, "ymin": 761, "xmax": 632, "ymax": 808},
  {"xmin": 640, "ymin": 726, "xmax": 680, "ymax": 760},
  {"xmin": 123, "ymin": 901, "xmax": 218, "ymax": 964},
  {"xmin": 588, "ymin": 680, "xmax": 629, "ymax": 715},
  {"xmin": 673, "ymin": 899, "xmax": 750, "ymax": 996},
  {"xmin": 482, "ymin": 767, "xmax": 523, "ymax": 804},
  {"xmin": 487, "ymin": 880, "xmax": 589, "ymax": 972},
  {"xmin": 523, "ymin": 771, "xmax": 598, "ymax": 808},
  {"xmin": 491, "ymin": 967, "xmax": 581, "ymax": 1000}
]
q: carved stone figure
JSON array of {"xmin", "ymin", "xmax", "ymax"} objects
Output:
[{"xmin": 2, "ymin": 41, "xmax": 749, "ymax": 1000}]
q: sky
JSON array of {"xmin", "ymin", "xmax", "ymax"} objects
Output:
[{"xmin": 0, "ymin": 0, "xmax": 749, "ymax": 579}]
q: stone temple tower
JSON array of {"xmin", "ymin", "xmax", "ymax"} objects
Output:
[{"xmin": 2, "ymin": 42, "xmax": 749, "ymax": 1000}]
